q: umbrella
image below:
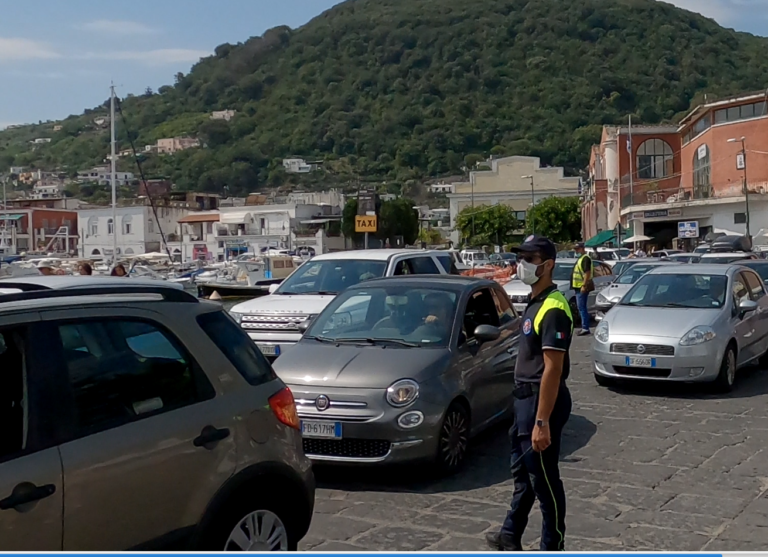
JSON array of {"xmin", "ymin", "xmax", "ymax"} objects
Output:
[{"xmin": 622, "ymin": 234, "xmax": 651, "ymax": 244}]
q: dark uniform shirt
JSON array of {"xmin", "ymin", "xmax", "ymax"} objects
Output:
[{"xmin": 514, "ymin": 284, "xmax": 573, "ymax": 384}]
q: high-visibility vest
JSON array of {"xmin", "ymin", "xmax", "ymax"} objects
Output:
[
  {"xmin": 533, "ymin": 290, "xmax": 574, "ymax": 335},
  {"xmin": 571, "ymin": 254, "xmax": 591, "ymax": 288}
]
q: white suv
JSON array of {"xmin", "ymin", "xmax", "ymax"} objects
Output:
[{"xmin": 230, "ymin": 249, "xmax": 452, "ymax": 360}]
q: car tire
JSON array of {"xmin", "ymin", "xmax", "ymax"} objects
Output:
[
  {"xmin": 436, "ymin": 402, "xmax": 470, "ymax": 475},
  {"xmin": 593, "ymin": 373, "xmax": 615, "ymax": 387},
  {"xmin": 713, "ymin": 346, "xmax": 737, "ymax": 393},
  {"xmin": 198, "ymin": 490, "xmax": 299, "ymax": 551}
]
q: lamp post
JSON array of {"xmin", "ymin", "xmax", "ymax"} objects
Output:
[
  {"xmin": 521, "ymin": 175, "xmax": 535, "ymax": 234},
  {"xmin": 728, "ymin": 136, "xmax": 750, "ymax": 238}
]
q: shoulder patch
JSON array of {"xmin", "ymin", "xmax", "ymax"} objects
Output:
[
  {"xmin": 525, "ymin": 234, "xmax": 534, "ymax": 242},
  {"xmin": 523, "ymin": 318, "xmax": 532, "ymax": 335}
]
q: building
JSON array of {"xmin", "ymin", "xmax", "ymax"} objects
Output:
[
  {"xmin": 31, "ymin": 180, "xmax": 65, "ymax": 199},
  {"xmin": 32, "ymin": 138, "xmax": 51, "ymax": 144},
  {"xmin": 0, "ymin": 207, "xmax": 78, "ymax": 253},
  {"xmin": 77, "ymin": 166, "xmax": 134, "ymax": 186},
  {"xmin": 157, "ymin": 137, "xmax": 200, "ymax": 154},
  {"xmin": 582, "ymin": 124, "xmax": 681, "ymax": 242},
  {"xmin": 53, "ymin": 125, "xmax": 63, "ymax": 132},
  {"xmin": 428, "ymin": 183, "xmax": 455, "ymax": 194},
  {"xmin": 282, "ymin": 158, "xmax": 317, "ymax": 173},
  {"xmin": 171, "ymin": 211, "xmax": 221, "ymax": 262},
  {"xmin": 447, "ymin": 156, "xmax": 581, "ymax": 244},
  {"xmin": 137, "ymin": 179, "xmax": 173, "ymax": 198},
  {"xmin": 211, "ymin": 110, "xmax": 236, "ymax": 121},
  {"xmin": 9, "ymin": 166, "xmax": 24, "ymax": 175},
  {"xmin": 601, "ymin": 92, "xmax": 768, "ymax": 249}
]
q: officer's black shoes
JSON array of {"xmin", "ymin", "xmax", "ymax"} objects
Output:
[
  {"xmin": 485, "ymin": 531, "xmax": 523, "ymax": 551},
  {"xmin": 577, "ymin": 329, "xmax": 591, "ymax": 336}
]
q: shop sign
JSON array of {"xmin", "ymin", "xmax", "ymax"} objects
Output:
[
  {"xmin": 643, "ymin": 209, "xmax": 668, "ymax": 218},
  {"xmin": 678, "ymin": 221, "xmax": 699, "ymax": 238}
]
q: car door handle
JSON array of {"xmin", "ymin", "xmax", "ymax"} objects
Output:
[
  {"xmin": 0, "ymin": 482, "xmax": 56, "ymax": 510},
  {"xmin": 744, "ymin": 330, "xmax": 755, "ymax": 338},
  {"xmin": 193, "ymin": 425, "xmax": 230, "ymax": 448}
]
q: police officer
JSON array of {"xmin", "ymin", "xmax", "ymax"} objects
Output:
[
  {"xmin": 571, "ymin": 242, "xmax": 592, "ymax": 336},
  {"xmin": 486, "ymin": 235, "xmax": 573, "ymax": 552}
]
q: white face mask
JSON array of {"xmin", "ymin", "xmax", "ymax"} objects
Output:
[{"xmin": 517, "ymin": 259, "xmax": 543, "ymax": 285}]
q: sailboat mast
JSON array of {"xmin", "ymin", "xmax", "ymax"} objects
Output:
[{"xmin": 110, "ymin": 84, "xmax": 118, "ymax": 264}]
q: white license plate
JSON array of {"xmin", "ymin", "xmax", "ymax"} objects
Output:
[
  {"xmin": 625, "ymin": 356, "xmax": 656, "ymax": 368},
  {"xmin": 256, "ymin": 344, "xmax": 280, "ymax": 356},
  {"xmin": 301, "ymin": 420, "xmax": 342, "ymax": 439}
]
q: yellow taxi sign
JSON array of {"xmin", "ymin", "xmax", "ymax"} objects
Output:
[{"xmin": 355, "ymin": 215, "xmax": 377, "ymax": 233}]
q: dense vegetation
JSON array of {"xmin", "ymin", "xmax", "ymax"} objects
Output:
[{"xmin": 2, "ymin": 0, "xmax": 768, "ymax": 196}]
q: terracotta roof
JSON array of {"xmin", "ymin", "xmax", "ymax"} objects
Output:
[{"xmin": 177, "ymin": 213, "xmax": 220, "ymax": 223}]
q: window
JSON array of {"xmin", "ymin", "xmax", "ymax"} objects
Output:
[
  {"xmin": 735, "ymin": 213, "xmax": 747, "ymax": 224},
  {"xmin": 0, "ymin": 329, "xmax": 26, "ymax": 460},
  {"xmin": 732, "ymin": 275, "xmax": 750, "ymax": 313},
  {"xmin": 436, "ymin": 254, "xmax": 459, "ymax": 275},
  {"xmin": 408, "ymin": 257, "xmax": 440, "ymax": 275},
  {"xmin": 491, "ymin": 288, "xmax": 517, "ymax": 325},
  {"xmin": 693, "ymin": 145, "xmax": 711, "ymax": 199},
  {"xmin": 463, "ymin": 288, "xmax": 501, "ymax": 341},
  {"xmin": 622, "ymin": 273, "xmax": 727, "ymax": 309},
  {"xmin": 88, "ymin": 216, "xmax": 98, "ymax": 236},
  {"xmin": 122, "ymin": 215, "xmax": 132, "ymax": 235},
  {"xmin": 197, "ymin": 312, "xmax": 275, "ymax": 386},
  {"xmin": 58, "ymin": 319, "xmax": 213, "ymax": 435},
  {"xmin": 741, "ymin": 271, "xmax": 765, "ymax": 301},
  {"xmin": 276, "ymin": 259, "xmax": 387, "ymax": 295},
  {"xmin": 147, "ymin": 218, "xmax": 154, "ymax": 233},
  {"xmin": 714, "ymin": 101, "xmax": 767, "ymax": 125},
  {"xmin": 106, "ymin": 218, "xmax": 114, "ymax": 235},
  {"xmin": 592, "ymin": 264, "xmax": 607, "ymax": 278},
  {"xmin": 636, "ymin": 139, "xmax": 673, "ymax": 179}
]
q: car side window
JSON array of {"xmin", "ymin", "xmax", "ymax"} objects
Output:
[
  {"xmin": 408, "ymin": 256, "xmax": 441, "ymax": 275},
  {"xmin": 197, "ymin": 312, "xmax": 276, "ymax": 386},
  {"xmin": 600, "ymin": 263, "xmax": 613, "ymax": 276},
  {"xmin": 436, "ymin": 254, "xmax": 458, "ymax": 275},
  {"xmin": 742, "ymin": 271, "xmax": 765, "ymax": 301},
  {"xmin": 0, "ymin": 328, "xmax": 27, "ymax": 461},
  {"xmin": 732, "ymin": 274, "xmax": 751, "ymax": 314},
  {"xmin": 58, "ymin": 319, "xmax": 214, "ymax": 437},
  {"xmin": 463, "ymin": 288, "xmax": 501, "ymax": 342},
  {"xmin": 393, "ymin": 259, "xmax": 412, "ymax": 275},
  {"xmin": 592, "ymin": 264, "xmax": 604, "ymax": 278},
  {"xmin": 491, "ymin": 288, "xmax": 517, "ymax": 324}
]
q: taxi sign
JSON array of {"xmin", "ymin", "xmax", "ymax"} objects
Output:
[{"xmin": 355, "ymin": 215, "xmax": 377, "ymax": 233}]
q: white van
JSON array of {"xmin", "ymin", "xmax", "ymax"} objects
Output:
[{"xmin": 229, "ymin": 249, "xmax": 451, "ymax": 359}]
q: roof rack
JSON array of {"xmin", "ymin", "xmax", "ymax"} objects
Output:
[{"xmin": 0, "ymin": 284, "xmax": 199, "ymax": 304}]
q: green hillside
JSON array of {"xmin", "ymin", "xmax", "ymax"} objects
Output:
[{"xmin": 2, "ymin": 0, "xmax": 768, "ymax": 195}]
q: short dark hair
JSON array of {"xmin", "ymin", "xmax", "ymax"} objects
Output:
[{"xmin": 79, "ymin": 262, "xmax": 93, "ymax": 275}]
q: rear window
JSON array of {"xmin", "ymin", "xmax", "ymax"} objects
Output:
[{"xmin": 196, "ymin": 311, "xmax": 276, "ymax": 386}]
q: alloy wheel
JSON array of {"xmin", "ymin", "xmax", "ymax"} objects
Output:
[
  {"xmin": 439, "ymin": 408, "xmax": 468, "ymax": 469},
  {"xmin": 224, "ymin": 509, "xmax": 288, "ymax": 551}
]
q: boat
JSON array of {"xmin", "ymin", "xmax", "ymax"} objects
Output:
[{"xmin": 196, "ymin": 254, "xmax": 297, "ymax": 298}]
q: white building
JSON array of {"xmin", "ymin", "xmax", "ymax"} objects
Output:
[
  {"xmin": 211, "ymin": 110, "xmax": 236, "ymax": 121},
  {"xmin": 429, "ymin": 183, "xmax": 455, "ymax": 194},
  {"xmin": 282, "ymin": 158, "xmax": 317, "ymax": 174},
  {"xmin": 169, "ymin": 211, "xmax": 222, "ymax": 262},
  {"xmin": 78, "ymin": 205, "xmax": 189, "ymax": 260},
  {"xmin": 32, "ymin": 138, "xmax": 51, "ymax": 144},
  {"xmin": 31, "ymin": 180, "xmax": 64, "ymax": 199},
  {"xmin": 77, "ymin": 166, "xmax": 134, "ymax": 186}
]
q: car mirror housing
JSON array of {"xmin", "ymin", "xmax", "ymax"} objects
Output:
[
  {"xmin": 739, "ymin": 299, "xmax": 758, "ymax": 317},
  {"xmin": 268, "ymin": 283, "xmax": 280, "ymax": 294},
  {"xmin": 474, "ymin": 324, "xmax": 501, "ymax": 344}
]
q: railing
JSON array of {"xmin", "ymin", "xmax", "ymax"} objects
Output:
[{"xmin": 620, "ymin": 181, "xmax": 768, "ymax": 209}]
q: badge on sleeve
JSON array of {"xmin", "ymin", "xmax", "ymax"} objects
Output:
[{"xmin": 523, "ymin": 318, "xmax": 532, "ymax": 335}]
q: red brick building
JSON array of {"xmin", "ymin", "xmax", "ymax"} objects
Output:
[{"xmin": 0, "ymin": 208, "xmax": 78, "ymax": 253}]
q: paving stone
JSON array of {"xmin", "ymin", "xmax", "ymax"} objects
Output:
[
  {"xmin": 313, "ymin": 498, "xmax": 354, "ymax": 515},
  {"xmin": 619, "ymin": 525, "xmax": 710, "ymax": 551},
  {"xmin": 303, "ymin": 513, "xmax": 376, "ymax": 543},
  {"xmin": 428, "ymin": 535, "xmax": 491, "ymax": 551},
  {"xmin": 430, "ymin": 498, "xmax": 509, "ymax": 523},
  {"xmin": 662, "ymin": 493, "xmax": 750, "ymax": 519},
  {"xmin": 306, "ymin": 541, "xmax": 367, "ymax": 551},
  {"xmin": 353, "ymin": 526, "xmax": 446, "ymax": 551},
  {"xmin": 716, "ymin": 522, "xmax": 768, "ymax": 542},
  {"xmin": 615, "ymin": 509, "xmax": 727, "ymax": 536}
]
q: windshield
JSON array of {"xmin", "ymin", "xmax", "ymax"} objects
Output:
[
  {"xmin": 275, "ymin": 259, "xmax": 387, "ymax": 295},
  {"xmin": 305, "ymin": 285, "xmax": 458, "ymax": 347},
  {"xmin": 694, "ymin": 245, "xmax": 710, "ymax": 253},
  {"xmin": 552, "ymin": 262, "xmax": 575, "ymax": 282},
  {"xmin": 620, "ymin": 273, "xmax": 727, "ymax": 309},
  {"xmin": 616, "ymin": 265, "xmax": 660, "ymax": 284}
]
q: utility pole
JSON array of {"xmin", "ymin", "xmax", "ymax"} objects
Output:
[
  {"xmin": 110, "ymin": 84, "xmax": 118, "ymax": 264},
  {"xmin": 729, "ymin": 136, "xmax": 750, "ymax": 238},
  {"xmin": 522, "ymin": 175, "xmax": 535, "ymax": 234},
  {"xmin": 628, "ymin": 114, "xmax": 634, "ymax": 205}
]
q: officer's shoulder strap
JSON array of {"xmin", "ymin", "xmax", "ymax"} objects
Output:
[{"xmin": 533, "ymin": 290, "xmax": 574, "ymax": 335}]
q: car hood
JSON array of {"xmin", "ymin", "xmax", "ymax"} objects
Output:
[
  {"xmin": 273, "ymin": 343, "xmax": 450, "ymax": 389},
  {"xmin": 504, "ymin": 280, "xmax": 571, "ymax": 296},
  {"xmin": 600, "ymin": 283, "xmax": 633, "ymax": 301},
  {"xmin": 231, "ymin": 294, "xmax": 336, "ymax": 315},
  {"xmin": 605, "ymin": 306, "xmax": 721, "ymax": 337}
]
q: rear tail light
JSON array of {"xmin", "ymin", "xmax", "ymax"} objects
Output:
[{"xmin": 269, "ymin": 387, "xmax": 300, "ymax": 430}]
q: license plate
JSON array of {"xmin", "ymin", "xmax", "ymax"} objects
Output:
[
  {"xmin": 301, "ymin": 420, "xmax": 342, "ymax": 439},
  {"xmin": 256, "ymin": 344, "xmax": 280, "ymax": 356},
  {"xmin": 625, "ymin": 356, "xmax": 656, "ymax": 367}
]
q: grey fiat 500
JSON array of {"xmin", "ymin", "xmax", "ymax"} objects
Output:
[{"xmin": 272, "ymin": 275, "xmax": 520, "ymax": 473}]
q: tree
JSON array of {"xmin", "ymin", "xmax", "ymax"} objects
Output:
[
  {"xmin": 418, "ymin": 227, "xmax": 443, "ymax": 245},
  {"xmin": 525, "ymin": 196, "xmax": 581, "ymax": 244},
  {"xmin": 455, "ymin": 204, "xmax": 519, "ymax": 246},
  {"xmin": 377, "ymin": 197, "xmax": 419, "ymax": 245}
]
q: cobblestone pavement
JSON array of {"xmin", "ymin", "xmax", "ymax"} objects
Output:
[{"xmin": 299, "ymin": 335, "xmax": 768, "ymax": 551}]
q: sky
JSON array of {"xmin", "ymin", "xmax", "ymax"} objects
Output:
[{"xmin": 0, "ymin": 0, "xmax": 766, "ymax": 128}]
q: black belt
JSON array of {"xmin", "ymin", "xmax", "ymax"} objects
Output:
[{"xmin": 513, "ymin": 382, "xmax": 539, "ymax": 399}]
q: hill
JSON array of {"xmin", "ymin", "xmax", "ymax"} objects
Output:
[{"xmin": 2, "ymin": 0, "xmax": 768, "ymax": 195}]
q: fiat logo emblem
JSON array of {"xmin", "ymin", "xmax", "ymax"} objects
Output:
[
  {"xmin": 316, "ymin": 395, "xmax": 330, "ymax": 411},
  {"xmin": 637, "ymin": 344, "xmax": 646, "ymax": 354}
]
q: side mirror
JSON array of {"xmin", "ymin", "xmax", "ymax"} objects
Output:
[
  {"xmin": 297, "ymin": 320, "xmax": 311, "ymax": 334},
  {"xmin": 268, "ymin": 283, "xmax": 280, "ymax": 294},
  {"xmin": 474, "ymin": 324, "xmax": 501, "ymax": 344},
  {"xmin": 739, "ymin": 299, "xmax": 758, "ymax": 317}
]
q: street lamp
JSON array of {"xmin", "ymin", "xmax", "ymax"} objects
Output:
[
  {"xmin": 521, "ymin": 175, "xmax": 535, "ymax": 234},
  {"xmin": 727, "ymin": 137, "xmax": 750, "ymax": 238}
]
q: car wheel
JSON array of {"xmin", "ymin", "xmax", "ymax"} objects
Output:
[
  {"xmin": 594, "ymin": 373, "xmax": 615, "ymax": 387},
  {"xmin": 713, "ymin": 346, "xmax": 737, "ymax": 393},
  {"xmin": 436, "ymin": 402, "xmax": 470, "ymax": 474},
  {"xmin": 200, "ymin": 493, "xmax": 297, "ymax": 551}
]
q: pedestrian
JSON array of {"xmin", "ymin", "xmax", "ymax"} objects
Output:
[
  {"xmin": 78, "ymin": 262, "xmax": 92, "ymax": 276},
  {"xmin": 110, "ymin": 263, "xmax": 127, "ymax": 277},
  {"xmin": 486, "ymin": 234, "xmax": 573, "ymax": 552},
  {"xmin": 37, "ymin": 261, "xmax": 54, "ymax": 276},
  {"xmin": 571, "ymin": 242, "xmax": 593, "ymax": 336},
  {"xmin": 635, "ymin": 246, "xmax": 646, "ymax": 258}
]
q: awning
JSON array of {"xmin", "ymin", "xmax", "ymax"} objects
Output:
[
  {"xmin": 0, "ymin": 214, "xmax": 25, "ymax": 221},
  {"xmin": 178, "ymin": 213, "xmax": 220, "ymax": 223},
  {"xmin": 219, "ymin": 210, "xmax": 252, "ymax": 224},
  {"xmin": 585, "ymin": 226, "xmax": 633, "ymax": 247}
]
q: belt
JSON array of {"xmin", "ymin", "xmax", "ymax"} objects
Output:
[{"xmin": 513, "ymin": 382, "xmax": 539, "ymax": 399}]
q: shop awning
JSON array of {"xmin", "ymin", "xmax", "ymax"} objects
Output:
[
  {"xmin": 178, "ymin": 212, "xmax": 220, "ymax": 223},
  {"xmin": 0, "ymin": 214, "xmax": 25, "ymax": 221},
  {"xmin": 585, "ymin": 227, "xmax": 632, "ymax": 247},
  {"xmin": 219, "ymin": 210, "xmax": 253, "ymax": 224}
]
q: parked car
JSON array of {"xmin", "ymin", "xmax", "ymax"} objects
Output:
[
  {"xmin": 610, "ymin": 258, "xmax": 648, "ymax": 278},
  {"xmin": 651, "ymin": 249, "xmax": 684, "ymax": 258},
  {"xmin": 229, "ymin": 249, "xmax": 452, "ymax": 361},
  {"xmin": 0, "ymin": 277, "xmax": 314, "ymax": 550},
  {"xmin": 593, "ymin": 264, "xmax": 768, "ymax": 392},
  {"xmin": 489, "ymin": 253, "xmax": 516, "ymax": 268},
  {"xmin": 665, "ymin": 253, "xmax": 702, "ymax": 263},
  {"xmin": 740, "ymin": 260, "xmax": 768, "ymax": 285},
  {"xmin": 503, "ymin": 258, "xmax": 614, "ymax": 323},
  {"xmin": 594, "ymin": 261, "xmax": 681, "ymax": 319},
  {"xmin": 699, "ymin": 252, "xmax": 759, "ymax": 264},
  {"xmin": 273, "ymin": 275, "xmax": 520, "ymax": 473}
]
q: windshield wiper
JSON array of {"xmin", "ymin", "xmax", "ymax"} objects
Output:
[
  {"xmin": 305, "ymin": 335, "xmax": 336, "ymax": 343},
  {"xmin": 299, "ymin": 290, "xmax": 338, "ymax": 296},
  {"xmin": 335, "ymin": 337, "xmax": 419, "ymax": 347}
]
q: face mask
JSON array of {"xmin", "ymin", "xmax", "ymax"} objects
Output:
[{"xmin": 517, "ymin": 260, "xmax": 542, "ymax": 285}]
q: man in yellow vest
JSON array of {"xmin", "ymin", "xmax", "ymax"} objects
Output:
[
  {"xmin": 487, "ymin": 234, "xmax": 573, "ymax": 551},
  {"xmin": 571, "ymin": 242, "xmax": 593, "ymax": 336}
]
